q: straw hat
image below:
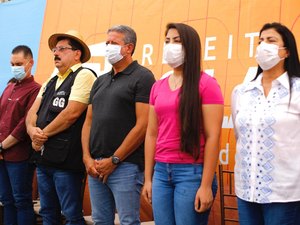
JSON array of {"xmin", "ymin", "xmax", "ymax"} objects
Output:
[{"xmin": 48, "ymin": 30, "xmax": 91, "ymax": 63}]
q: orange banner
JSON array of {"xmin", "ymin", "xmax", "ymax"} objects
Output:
[{"xmin": 34, "ymin": 1, "xmax": 300, "ymax": 224}]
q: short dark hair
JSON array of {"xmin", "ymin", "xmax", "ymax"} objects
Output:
[
  {"xmin": 11, "ymin": 45, "xmax": 33, "ymax": 58},
  {"xmin": 107, "ymin": 25, "xmax": 137, "ymax": 55}
]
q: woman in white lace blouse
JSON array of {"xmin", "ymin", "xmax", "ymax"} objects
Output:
[{"xmin": 231, "ymin": 22, "xmax": 300, "ymax": 225}]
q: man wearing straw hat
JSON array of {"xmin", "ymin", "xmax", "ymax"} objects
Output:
[{"xmin": 26, "ymin": 30, "xmax": 96, "ymax": 225}]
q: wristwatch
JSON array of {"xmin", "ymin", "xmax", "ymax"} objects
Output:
[
  {"xmin": 111, "ymin": 155, "xmax": 121, "ymax": 165},
  {"xmin": 0, "ymin": 143, "xmax": 3, "ymax": 153}
]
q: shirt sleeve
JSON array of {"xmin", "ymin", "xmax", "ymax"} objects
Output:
[
  {"xmin": 11, "ymin": 83, "xmax": 41, "ymax": 141},
  {"xmin": 135, "ymin": 69, "xmax": 156, "ymax": 103},
  {"xmin": 200, "ymin": 74, "xmax": 224, "ymax": 105},
  {"xmin": 149, "ymin": 81, "xmax": 159, "ymax": 106},
  {"xmin": 88, "ymin": 76, "xmax": 102, "ymax": 105},
  {"xmin": 36, "ymin": 79, "xmax": 51, "ymax": 98},
  {"xmin": 231, "ymin": 84, "xmax": 241, "ymax": 139},
  {"xmin": 69, "ymin": 69, "xmax": 97, "ymax": 104}
]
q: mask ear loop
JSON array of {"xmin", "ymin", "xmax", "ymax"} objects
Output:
[
  {"xmin": 278, "ymin": 46, "xmax": 288, "ymax": 60},
  {"xmin": 281, "ymin": 47, "xmax": 290, "ymax": 59},
  {"xmin": 24, "ymin": 60, "xmax": 33, "ymax": 75}
]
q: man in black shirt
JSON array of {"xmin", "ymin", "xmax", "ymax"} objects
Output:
[{"xmin": 82, "ymin": 25, "xmax": 155, "ymax": 225}]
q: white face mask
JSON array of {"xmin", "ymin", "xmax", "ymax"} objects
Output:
[
  {"xmin": 163, "ymin": 44, "xmax": 185, "ymax": 68},
  {"xmin": 105, "ymin": 44, "xmax": 123, "ymax": 65},
  {"xmin": 255, "ymin": 42, "xmax": 285, "ymax": 70}
]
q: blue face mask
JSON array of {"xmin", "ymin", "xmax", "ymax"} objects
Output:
[{"xmin": 11, "ymin": 66, "xmax": 26, "ymax": 80}]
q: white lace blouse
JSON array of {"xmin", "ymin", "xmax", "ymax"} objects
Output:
[{"xmin": 231, "ymin": 72, "xmax": 300, "ymax": 203}]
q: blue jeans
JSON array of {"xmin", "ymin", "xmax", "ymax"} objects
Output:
[
  {"xmin": 0, "ymin": 160, "xmax": 35, "ymax": 225},
  {"xmin": 152, "ymin": 162, "xmax": 218, "ymax": 225},
  {"xmin": 36, "ymin": 165, "xmax": 85, "ymax": 225},
  {"xmin": 88, "ymin": 162, "xmax": 144, "ymax": 225},
  {"xmin": 238, "ymin": 197, "xmax": 300, "ymax": 225}
]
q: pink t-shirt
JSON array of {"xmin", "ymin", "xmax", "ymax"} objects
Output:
[{"xmin": 149, "ymin": 72, "xmax": 224, "ymax": 164}]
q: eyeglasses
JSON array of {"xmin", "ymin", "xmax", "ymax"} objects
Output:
[{"xmin": 51, "ymin": 46, "xmax": 77, "ymax": 53}]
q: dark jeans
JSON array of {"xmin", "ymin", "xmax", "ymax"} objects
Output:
[
  {"xmin": 238, "ymin": 197, "xmax": 300, "ymax": 225},
  {"xmin": 0, "ymin": 160, "xmax": 35, "ymax": 225},
  {"xmin": 36, "ymin": 165, "xmax": 86, "ymax": 225}
]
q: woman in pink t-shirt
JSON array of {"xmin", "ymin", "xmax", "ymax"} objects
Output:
[{"xmin": 142, "ymin": 23, "xmax": 224, "ymax": 225}]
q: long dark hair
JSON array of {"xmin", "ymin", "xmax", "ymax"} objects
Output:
[
  {"xmin": 253, "ymin": 22, "xmax": 300, "ymax": 80},
  {"xmin": 166, "ymin": 23, "xmax": 202, "ymax": 160}
]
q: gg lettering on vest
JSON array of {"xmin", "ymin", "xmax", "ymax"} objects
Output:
[{"xmin": 52, "ymin": 97, "xmax": 66, "ymax": 108}]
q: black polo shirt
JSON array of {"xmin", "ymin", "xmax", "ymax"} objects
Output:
[{"xmin": 89, "ymin": 60, "xmax": 155, "ymax": 170}]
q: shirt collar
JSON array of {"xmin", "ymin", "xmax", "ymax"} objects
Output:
[
  {"xmin": 276, "ymin": 72, "xmax": 289, "ymax": 89},
  {"xmin": 15, "ymin": 75, "xmax": 34, "ymax": 86},
  {"xmin": 109, "ymin": 60, "xmax": 138, "ymax": 77},
  {"xmin": 244, "ymin": 71, "xmax": 289, "ymax": 92},
  {"xmin": 57, "ymin": 63, "xmax": 82, "ymax": 79}
]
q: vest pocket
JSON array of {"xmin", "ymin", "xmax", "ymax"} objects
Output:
[{"xmin": 42, "ymin": 137, "xmax": 70, "ymax": 164}]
